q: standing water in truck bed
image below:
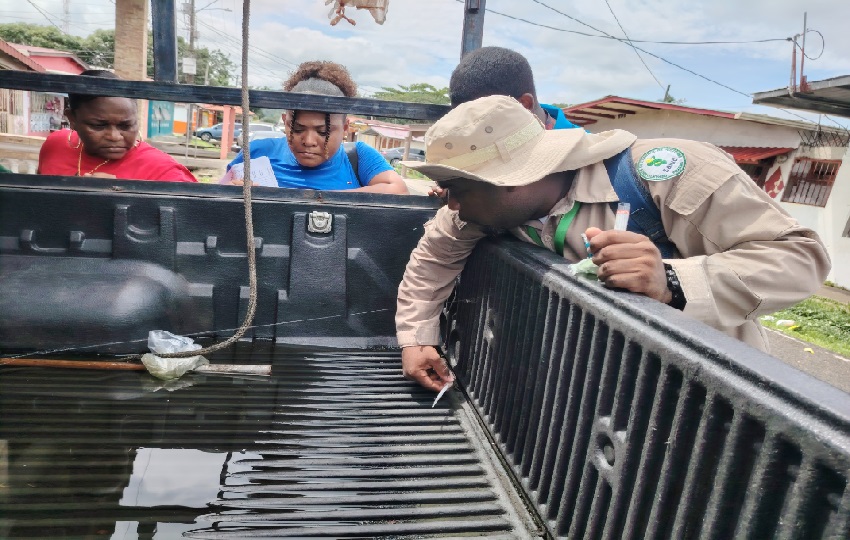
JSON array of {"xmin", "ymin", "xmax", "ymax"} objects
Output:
[{"xmin": 0, "ymin": 346, "xmax": 540, "ymax": 538}]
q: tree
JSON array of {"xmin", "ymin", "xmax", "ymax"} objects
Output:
[
  {"xmin": 0, "ymin": 23, "xmax": 234, "ymax": 86},
  {"xmin": 175, "ymin": 37, "xmax": 235, "ymax": 86},
  {"xmin": 659, "ymin": 86, "xmax": 686, "ymax": 105},
  {"xmin": 82, "ymin": 29, "xmax": 116, "ymax": 68},
  {"xmin": 0, "ymin": 23, "xmax": 82, "ymax": 54},
  {"xmin": 372, "ymin": 83, "xmax": 450, "ymax": 105},
  {"xmin": 370, "ymin": 83, "xmax": 449, "ymax": 124}
]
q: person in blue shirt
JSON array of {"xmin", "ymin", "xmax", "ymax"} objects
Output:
[
  {"xmin": 449, "ymin": 46, "xmax": 580, "ymax": 131},
  {"xmin": 228, "ymin": 61, "xmax": 408, "ymax": 194}
]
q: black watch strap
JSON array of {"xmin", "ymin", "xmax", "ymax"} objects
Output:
[{"xmin": 663, "ymin": 263, "xmax": 687, "ymax": 311}]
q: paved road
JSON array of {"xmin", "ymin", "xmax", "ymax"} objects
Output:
[
  {"xmin": 766, "ymin": 329, "xmax": 850, "ymax": 394},
  {"xmin": 763, "ymin": 285, "xmax": 850, "ymax": 394}
]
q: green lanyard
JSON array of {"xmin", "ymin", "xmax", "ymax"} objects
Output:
[{"xmin": 526, "ymin": 202, "xmax": 581, "ymax": 257}]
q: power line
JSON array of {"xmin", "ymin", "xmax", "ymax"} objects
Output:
[
  {"xmin": 24, "ymin": 0, "xmax": 65, "ymax": 33},
  {"xmin": 823, "ymin": 115, "xmax": 849, "ymax": 131},
  {"xmin": 602, "ymin": 0, "xmax": 665, "ymax": 91},
  {"xmin": 194, "ymin": 20, "xmax": 286, "ymax": 80},
  {"xmin": 795, "ymin": 29, "xmax": 825, "ymax": 61},
  {"xmin": 196, "ymin": 18, "xmax": 298, "ymax": 71},
  {"xmin": 451, "ymin": 0, "xmax": 789, "ymax": 46},
  {"xmin": 479, "ymin": 0, "xmax": 752, "ymax": 98}
]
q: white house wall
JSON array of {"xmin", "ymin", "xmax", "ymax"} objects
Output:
[
  {"xmin": 584, "ymin": 110, "xmax": 803, "ymax": 147},
  {"xmin": 584, "ymin": 109, "xmax": 850, "ymax": 289},
  {"xmin": 777, "ymin": 147, "xmax": 850, "ymax": 289}
]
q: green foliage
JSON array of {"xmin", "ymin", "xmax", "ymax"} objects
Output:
[
  {"xmin": 372, "ymin": 83, "xmax": 450, "ymax": 105},
  {"xmin": 393, "ymin": 163, "xmax": 430, "ymax": 180},
  {"xmin": 0, "ymin": 23, "xmax": 81, "ymax": 53},
  {"xmin": 82, "ymin": 28, "xmax": 115, "ymax": 68},
  {"xmin": 824, "ymin": 280, "xmax": 849, "ymax": 291},
  {"xmin": 762, "ymin": 296, "xmax": 850, "ymax": 357},
  {"xmin": 0, "ymin": 23, "xmax": 234, "ymax": 86},
  {"xmin": 659, "ymin": 91, "xmax": 686, "ymax": 105},
  {"xmin": 175, "ymin": 37, "xmax": 235, "ymax": 86},
  {"xmin": 371, "ymin": 83, "xmax": 449, "ymax": 124}
]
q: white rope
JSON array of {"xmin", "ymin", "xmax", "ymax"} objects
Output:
[{"xmin": 120, "ymin": 0, "xmax": 257, "ymax": 362}]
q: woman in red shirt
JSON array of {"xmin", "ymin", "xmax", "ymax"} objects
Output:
[{"xmin": 38, "ymin": 70, "xmax": 197, "ymax": 183}]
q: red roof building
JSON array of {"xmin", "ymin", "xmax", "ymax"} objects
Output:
[
  {"xmin": 0, "ymin": 40, "xmax": 74, "ymax": 139},
  {"xmin": 9, "ymin": 44, "xmax": 88, "ymax": 75}
]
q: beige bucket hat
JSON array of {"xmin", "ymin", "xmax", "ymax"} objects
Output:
[{"xmin": 402, "ymin": 95, "xmax": 587, "ymax": 186}]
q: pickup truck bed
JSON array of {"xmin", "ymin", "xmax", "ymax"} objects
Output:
[
  {"xmin": 1, "ymin": 176, "xmax": 849, "ymax": 539},
  {"xmin": 0, "ymin": 348, "xmax": 540, "ymax": 538}
]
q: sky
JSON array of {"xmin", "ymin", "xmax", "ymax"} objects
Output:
[{"xmin": 3, "ymin": 0, "xmax": 849, "ymax": 128}]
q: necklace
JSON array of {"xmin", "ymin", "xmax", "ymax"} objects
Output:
[{"xmin": 77, "ymin": 145, "xmax": 111, "ymax": 176}]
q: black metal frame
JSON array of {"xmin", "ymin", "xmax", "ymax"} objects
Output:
[
  {"xmin": 1, "ymin": 72, "xmax": 450, "ymax": 121},
  {"xmin": 446, "ymin": 238, "xmax": 850, "ymax": 539}
]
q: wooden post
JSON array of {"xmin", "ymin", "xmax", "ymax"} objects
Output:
[
  {"xmin": 401, "ymin": 130, "xmax": 412, "ymax": 178},
  {"xmin": 114, "ymin": 0, "xmax": 150, "ymax": 138},
  {"xmin": 220, "ymin": 106, "xmax": 234, "ymax": 160}
]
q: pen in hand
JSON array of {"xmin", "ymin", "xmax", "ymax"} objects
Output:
[
  {"xmin": 582, "ymin": 203, "xmax": 630, "ymax": 259},
  {"xmin": 614, "ymin": 202, "xmax": 630, "ymax": 231}
]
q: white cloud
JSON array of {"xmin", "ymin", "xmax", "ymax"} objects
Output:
[{"xmin": 4, "ymin": 0, "xmax": 849, "ymax": 115}]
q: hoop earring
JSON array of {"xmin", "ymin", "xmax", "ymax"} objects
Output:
[{"xmin": 67, "ymin": 130, "xmax": 81, "ymax": 150}]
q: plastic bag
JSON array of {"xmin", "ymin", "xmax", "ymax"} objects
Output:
[
  {"xmin": 568, "ymin": 258, "xmax": 600, "ymax": 280},
  {"xmin": 142, "ymin": 330, "xmax": 209, "ymax": 380}
]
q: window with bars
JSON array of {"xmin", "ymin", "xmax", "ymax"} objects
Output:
[{"xmin": 782, "ymin": 158, "xmax": 841, "ymax": 207}]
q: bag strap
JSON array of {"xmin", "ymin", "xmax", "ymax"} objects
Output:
[
  {"xmin": 603, "ymin": 148, "xmax": 677, "ymax": 259},
  {"xmin": 525, "ymin": 202, "xmax": 581, "ymax": 257},
  {"xmin": 344, "ymin": 142, "xmax": 362, "ymax": 186}
]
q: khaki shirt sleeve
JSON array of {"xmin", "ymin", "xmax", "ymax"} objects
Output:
[
  {"xmin": 635, "ymin": 140, "xmax": 831, "ymax": 331},
  {"xmin": 396, "ymin": 206, "xmax": 487, "ymax": 347}
]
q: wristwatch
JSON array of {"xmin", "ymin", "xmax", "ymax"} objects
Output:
[{"xmin": 663, "ymin": 263, "xmax": 687, "ymax": 311}]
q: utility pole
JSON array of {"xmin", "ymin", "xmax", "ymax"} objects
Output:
[
  {"xmin": 460, "ymin": 0, "xmax": 486, "ymax": 59},
  {"xmin": 62, "ymin": 0, "xmax": 70, "ymax": 33},
  {"xmin": 799, "ymin": 12, "xmax": 808, "ymax": 92},
  {"xmin": 184, "ymin": 0, "xmax": 197, "ymax": 84},
  {"xmin": 182, "ymin": 0, "xmax": 198, "ymax": 157}
]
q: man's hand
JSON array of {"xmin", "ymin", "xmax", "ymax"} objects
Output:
[
  {"xmin": 427, "ymin": 185, "xmax": 448, "ymax": 201},
  {"xmin": 85, "ymin": 172, "xmax": 117, "ymax": 179},
  {"xmin": 402, "ymin": 345, "xmax": 455, "ymax": 392},
  {"xmin": 585, "ymin": 227, "xmax": 671, "ymax": 304}
]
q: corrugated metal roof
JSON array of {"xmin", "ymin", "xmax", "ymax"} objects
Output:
[
  {"xmin": 563, "ymin": 96, "xmax": 738, "ymax": 126},
  {"xmin": 563, "ymin": 95, "xmax": 839, "ymax": 133},
  {"xmin": 753, "ymin": 75, "xmax": 850, "ymax": 117},
  {"xmin": 719, "ymin": 146, "xmax": 794, "ymax": 164}
]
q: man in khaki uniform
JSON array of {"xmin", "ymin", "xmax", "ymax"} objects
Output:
[{"xmin": 396, "ymin": 95, "xmax": 831, "ymax": 392}]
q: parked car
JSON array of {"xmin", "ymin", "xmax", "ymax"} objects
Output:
[
  {"xmin": 380, "ymin": 147, "xmax": 425, "ymax": 165},
  {"xmin": 195, "ymin": 123, "xmax": 240, "ymax": 142},
  {"xmin": 196, "ymin": 123, "xmax": 275, "ymax": 143},
  {"xmin": 234, "ymin": 125, "xmax": 281, "ymax": 148}
]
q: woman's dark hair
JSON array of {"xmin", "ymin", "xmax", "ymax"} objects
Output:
[
  {"xmin": 283, "ymin": 61, "xmax": 357, "ymax": 159},
  {"xmin": 283, "ymin": 61, "xmax": 357, "ymax": 98},
  {"xmin": 67, "ymin": 69, "xmax": 127, "ymax": 110}
]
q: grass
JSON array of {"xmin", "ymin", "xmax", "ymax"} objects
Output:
[
  {"xmin": 393, "ymin": 163, "xmax": 432, "ymax": 181},
  {"xmin": 824, "ymin": 280, "xmax": 849, "ymax": 291},
  {"xmin": 196, "ymin": 174, "xmax": 217, "ymax": 184},
  {"xmin": 761, "ymin": 295, "xmax": 850, "ymax": 357}
]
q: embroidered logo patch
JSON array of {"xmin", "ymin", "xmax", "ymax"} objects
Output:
[{"xmin": 637, "ymin": 147, "xmax": 686, "ymax": 181}]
